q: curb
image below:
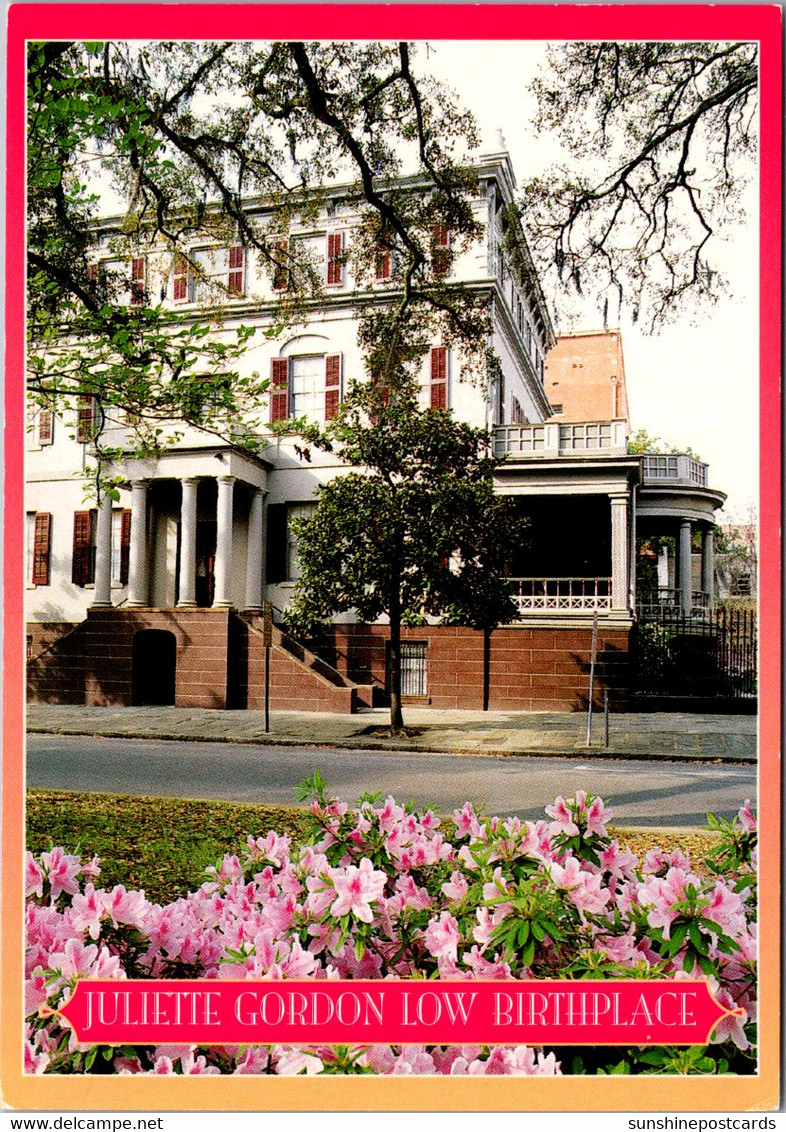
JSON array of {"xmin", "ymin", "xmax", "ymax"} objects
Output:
[{"xmin": 26, "ymin": 727, "xmax": 757, "ymax": 766}]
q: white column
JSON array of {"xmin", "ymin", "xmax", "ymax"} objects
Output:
[
  {"xmin": 92, "ymin": 492, "xmax": 113, "ymax": 607},
  {"xmin": 702, "ymin": 527, "xmax": 715, "ymax": 610},
  {"xmin": 245, "ymin": 487, "xmax": 265, "ymax": 611},
  {"xmin": 213, "ymin": 475, "xmax": 236, "ymax": 607},
  {"xmin": 126, "ymin": 479, "xmax": 149, "ymax": 607},
  {"xmin": 610, "ymin": 494, "xmax": 629, "ymax": 612},
  {"xmin": 177, "ymin": 477, "xmax": 198, "ymax": 607},
  {"xmin": 679, "ymin": 519, "xmax": 693, "ymax": 616}
]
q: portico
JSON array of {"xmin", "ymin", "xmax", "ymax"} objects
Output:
[{"xmin": 93, "ymin": 447, "xmax": 270, "ymax": 613}]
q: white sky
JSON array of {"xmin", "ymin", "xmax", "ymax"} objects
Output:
[{"xmin": 423, "ymin": 40, "xmax": 760, "ymax": 520}]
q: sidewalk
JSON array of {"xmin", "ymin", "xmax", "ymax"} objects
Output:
[{"xmin": 26, "ymin": 704, "xmax": 757, "ymax": 763}]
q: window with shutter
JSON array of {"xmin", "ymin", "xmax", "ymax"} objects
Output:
[
  {"xmin": 32, "ymin": 513, "xmax": 51, "ymax": 586},
  {"xmin": 173, "ymin": 253, "xmax": 192, "ymax": 302},
  {"xmin": 272, "ymin": 239, "xmax": 289, "ymax": 291},
  {"xmin": 37, "ymin": 408, "xmax": 54, "ymax": 445},
  {"xmin": 429, "ymin": 347, "xmax": 448, "ymax": 410},
  {"xmin": 431, "ymin": 225, "xmax": 451, "ymax": 278},
  {"xmin": 228, "ymin": 245, "xmax": 244, "ymax": 295},
  {"xmin": 326, "ymin": 232, "xmax": 344, "ymax": 285},
  {"xmin": 76, "ymin": 396, "xmax": 95, "ymax": 444},
  {"xmin": 269, "ymin": 358, "xmax": 290, "ymax": 423},
  {"xmin": 130, "ymin": 257, "xmax": 145, "ymax": 306},
  {"xmin": 120, "ymin": 509, "xmax": 131, "ymax": 585},
  {"xmin": 324, "ymin": 355, "xmax": 342, "ymax": 420},
  {"xmin": 375, "ymin": 246, "xmax": 392, "ymax": 281},
  {"xmin": 86, "ymin": 262, "xmax": 106, "ymax": 302},
  {"xmin": 72, "ymin": 510, "xmax": 97, "ymax": 586}
]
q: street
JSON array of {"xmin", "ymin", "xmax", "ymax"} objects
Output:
[{"xmin": 26, "ymin": 735, "xmax": 757, "ymax": 827}]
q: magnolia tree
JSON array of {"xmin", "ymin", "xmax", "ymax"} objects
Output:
[
  {"xmin": 26, "ymin": 786, "xmax": 757, "ymax": 1077},
  {"xmin": 284, "ymin": 380, "xmax": 523, "ymax": 735}
]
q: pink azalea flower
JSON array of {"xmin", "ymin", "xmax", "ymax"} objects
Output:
[
  {"xmin": 738, "ymin": 800, "xmax": 757, "ymax": 832},
  {"xmin": 274, "ymin": 1048, "xmax": 324, "ymax": 1076},
  {"xmin": 423, "ymin": 911, "xmax": 460, "ymax": 961},
  {"xmin": 544, "ymin": 797, "xmax": 580, "ymax": 837},
  {"xmin": 25, "ymin": 853, "xmax": 44, "ymax": 899},
  {"xmin": 586, "ymin": 795, "xmax": 613, "ymax": 837},
  {"xmin": 441, "ymin": 871, "xmax": 469, "ymax": 901},
  {"xmin": 232, "ymin": 1046, "xmax": 270, "ymax": 1075},
  {"xmin": 599, "ymin": 841, "xmax": 638, "ymax": 879},
  {"xmin": 40, "ymin": 847, "xmax": 82, "ymax": 900},
  {"xmin": 70, "ymin": 883, "xmax": 109, "ymax": 940},
  {"xmin": 453, "ymin": 802, "xmax": 482, "ymax": 839},
  {"xmin": 329, "ymin": 859, "xmax": 386, "ymax": 923},
  {"xmin": 108, "ymin": 885, "xmax": 149, "ymax": 929},
  {"xmin": 25, "ymin": 973, "xmax": 50, "ymax": 1017},
  {"xmin": 180, "ymin": 1052, "xmax": 220, "ymax": 1075}
]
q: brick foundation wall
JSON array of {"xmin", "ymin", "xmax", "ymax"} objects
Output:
[
  {"xmin": 233, "ymin": 616, "xmax": 357, "ymax": 713},
  {"xmin": 323, "ymin": 622, "xmax": 632, "ymax": 711},
  {"xmin": 83, "ymin": 609, "xmax": 233, "ymax": 708},
  {"xmin": 27, "ymin": 623, "xmax": 86, "ymax": 705}
]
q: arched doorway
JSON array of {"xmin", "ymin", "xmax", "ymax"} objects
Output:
[{"xmin": 131, "ymin": 629, "xmax": 177, "ymax": 705}]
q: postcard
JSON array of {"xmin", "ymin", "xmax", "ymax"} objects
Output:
[{"xmin": 3, "ymin": 3, "xmax": 781, "ymax": 1113}]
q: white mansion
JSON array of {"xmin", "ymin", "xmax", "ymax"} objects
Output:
[{"xmin": 26, "ymin": 145, "xmax": 725, "ymax": 712}]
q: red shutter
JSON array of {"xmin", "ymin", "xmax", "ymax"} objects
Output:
[
  {"xmin": 87, "ymin": 264, "xmax": 97, "ymax": 283},
  {"xmin": 76, "ymin": 395, "xmax": 94, "ymax": 443},
  {"xmin": 228, "ymin": 245, "xmax": 244, "ymax": 295},
  {"xmin": 119, "ymin": 509, "xmax": 132, "ymax": 585},
  {"xmin": 327, "ymin": 232, "xmax": 344, "ymax": 285},
  {"xmin": 273, "ymin": 239, "xmax": 289, "ymax": 291},
  {"xmin": 130, "ymin": 257, "xmax": 145, "ymax": 306},
  {"xmin": 72, "ymin": 511, "xmax": 92, "ymax": 585},
  {"xmin": 270, "ymin": 358, "xmax": 290, "ymax": 423},
  {"xmin": 38, "ymin": 408, "xmax": 53, "ymax": 445},
  {"xmin": 430, "ymin": 347, "xmax": 448, "ymax": 410},
  {"xmin": 375, "ymin": 247, "xmax": 392, "ymax": 281},
  {"xmin": 173, "ymin": 253, "xmax": 190, "ymax": 301},
  {"xmin": 32, "ymin": 513, "xmax": 51, "ymax": 586},
  {"xmin": 324, "ymin": 355, "xmax": 342, "ymax": 420},
  {"xmin": 432, "ymin": 225, "xmax": 450, "ymax": 278}
]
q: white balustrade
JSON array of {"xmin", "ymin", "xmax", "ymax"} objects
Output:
[{"xmin": 508, "ymin": 577, "xmax": 612, "ymax": 614}]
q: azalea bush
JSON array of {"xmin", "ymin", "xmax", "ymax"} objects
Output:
[{"xmin": 25, "ymin": 783, "xmax": 757, "ymax": 1076}]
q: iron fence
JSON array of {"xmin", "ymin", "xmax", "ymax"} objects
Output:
[{"xmin": 632, "ymin": 607, "xmax": 757, "ymax": 699}]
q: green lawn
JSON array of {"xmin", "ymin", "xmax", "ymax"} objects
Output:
[
  {"xmin": 26, "ymin": 789, "xmax": 717, "ymax": 906},
  {"xmin": 26, "ymin": 790, "xmax": 315, "ymax": 904}
]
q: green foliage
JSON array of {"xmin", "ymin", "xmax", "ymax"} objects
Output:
[
  {"xmin": 27, "ymin": 40, "xmax": 490, "ymax": 489},
  {"xmin": 287, "ymin": 382, "xmax": 522, "ymax": 637},
  {"xmin": 627, "ymin": 429, "xmax": 701, "ymax": 459}
]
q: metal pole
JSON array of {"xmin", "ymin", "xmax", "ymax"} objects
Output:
[
  {"xmin": 263, "ymin": 601, "xmax": 272, "ymax": 734},
  {"xmin": 586, "ymin": 611, "xmax": 598, "ymax": 746},
  {"xmin": 604, "ymin": 689, "xmax": 609, "ymax": 748},
  {"xmin": 264, "ymin": 646, "xmax": 270, "ymax": 733}
]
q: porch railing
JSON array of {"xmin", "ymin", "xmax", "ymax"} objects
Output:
[
  {"xmin": 640, "ymin": 454, "xmax": 709, "ymax": 487},
  {"xmin": 636, "ymin": 587, "xmax": 710, "ymax": 615},
  {"xmin": 493, "ymin": 421, "xmax": 628, "ymax": 459},
  {"xmin": 508, "ymin": 577, "xmax": 612, "ymax": 614}
]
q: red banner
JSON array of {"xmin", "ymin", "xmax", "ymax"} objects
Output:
[{"xmin": 54, "ymin": 979, "xmax": 740, "ymax": 1047}]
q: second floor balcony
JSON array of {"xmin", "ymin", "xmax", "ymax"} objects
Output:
[{"xmin": 493, "ymin": 423, "xmax": 711, "ymax": 489}]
